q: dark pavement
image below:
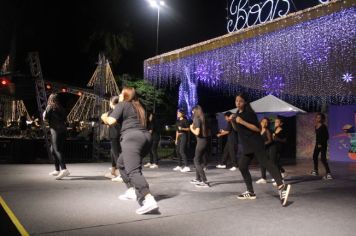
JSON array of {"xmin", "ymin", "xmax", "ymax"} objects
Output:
[{"xmin": 0, "ymin": 160, "xmax": 355, "ymax": 236}]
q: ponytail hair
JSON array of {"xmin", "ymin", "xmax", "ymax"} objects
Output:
[{"xmin": 121, "ymin": 87, "xmax": 146, "ymax": 127}]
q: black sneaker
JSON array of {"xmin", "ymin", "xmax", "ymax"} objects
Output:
[
  {"xmin": 237, "ymin": 191, "xmax": 256, "ymax": 200},
  {"xmin": 190, "ymin": 179, "xmax": 202, "ymax": 184},
  {"xmin": 310, "ymin": 170, "xmax": 318, "ymax": 176},
  {"xmin": 195, "ymin": 182, "xmax": 210, "ymax": 188},
  {"xmin": 279, "ymin": 184, "xmax": 291, "ymax": 206}
]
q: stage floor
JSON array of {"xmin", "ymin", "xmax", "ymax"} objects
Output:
[{"xmin": 0, "ymin": 160, "xmax": 356, "ymax": 236}]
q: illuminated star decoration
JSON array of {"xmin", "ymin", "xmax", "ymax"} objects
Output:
[
  {"xmin": 238, "ymin": 51, "xmax": 263, "ymax": 74},
  {"xmin": 263, "ymin": 76, "xmax": 285, "ymax": 96},
  {"xmin": 342, "ymin": 73, "xmax": 353, "ymax": 83},
  {"xmin": 194, "ymin": 60, "xmax": 222, "ymax": 86}
]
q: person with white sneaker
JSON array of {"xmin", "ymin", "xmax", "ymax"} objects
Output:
[
  {"xmin": 190, "ymin": 105, "xmax": 210, "ymax": 188},
  {"xmin": 232, "ymin": 94, "xmax": 291, "ymax": 206},
  {"xmin": 103, "ymin": 96, "xmax": 122, "ymax": 181},
  {"xmin": 174, "ymin": 109, "xmax": 190, "ymax": 172},
  {"xmin": 43, "ymin": 93, "xmax": 70, "ymax": 180},
  {"xmin": 218, "ymin": 112, "xmax": 239, "ymax": 171},
  {"xmin": 101, "ymin": 87, "xmax": 158, "ymax": 215},
  {"xmin": 311, "ymin": 113, "xmax": 333, "ymax": 180},
  {"xmin": 256, "ymin": 117, "xmax": 273, "ymax": 184},
  {"xmin": 146, "ymin": 113, "xmax": 160, "ymax": 169}
]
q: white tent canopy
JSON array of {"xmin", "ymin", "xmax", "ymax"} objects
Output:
[
  {"xmin": 221, "ymin": 95, "xmax": 306, "ymax": 114},
  {"xmin": 216, "ymin": 95, "xmax": 305, "ymax": 129}
]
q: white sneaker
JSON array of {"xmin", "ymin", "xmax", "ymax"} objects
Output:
[
  {"xmin": 180, "ymin": 166, "xmax": 191, "ymax": 172},
  {"xmin": 273, "ymin": 179, "xmax": 284, "ymax": 187},
  {"xmin": 144, "ymin": 162, "xmax": 152, "ymax": 168},
  {"xmin": 112, "ymin": 176, "xmax": 123, "ymax": 182},
  {"xmin": 136, "ymin": 195, "xmax": 158, "ymax": 215},
  {"xmin": 216, "ymin": 164, "xmax": 226, "ymax": 169},
  {"xmin": 55, "ymin": 169, "xmax": 70, "ymax": 180},
  {"xmin": 150, "ymin": 164, "xmax": 159, "ymax": 169},
  {"xmin": 118, "ymin": 188, "xmax": 137, "ymax": 201},
  {"xmin": 49, "ymin": 170, "xmax": 60, "ymax": 176},
  {"xmin": 104, "ymin": 172, "xmax": 116, "ymax": 179},
  {"xmin": 230, "ymin": 167, "xmax": 237, "ymax": 171},
  {"xmin": 173, "ymin": 166, "xmax": 182, "ymax": 171},
  {"xmin": 256, "ymin": 178, "xmax": 267, "ymax": 184}
]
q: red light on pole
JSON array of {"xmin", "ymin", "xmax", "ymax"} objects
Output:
[
  {"xmin": 61, "ymin": 88, "xmax": 67, "ymax": 93},
  {"xmin": 0, "ymin": 77, "xmax": 9, "ymax": 86},
  {"xmin": 46, "ymin": 84, "xmax": 52, "ymax": 90}
]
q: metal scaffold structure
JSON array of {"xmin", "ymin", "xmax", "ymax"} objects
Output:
[
  {"xmin": 28, "ymin": 52, "xmax": 52, "ymax": 160},
  {"xmin": 67, "ymin": 54, "xmax": 120, "ymax": 159},
  {"xmin": 0, "ymin": 55, "xmax": 30, "ymax": 123}
]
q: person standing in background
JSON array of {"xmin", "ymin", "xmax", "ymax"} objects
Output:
[
  {"xmin": 311, "ymin": 113, "xmax": 333, "ymax": 180},
  {"xmin": 44, "ymin": 93, "xmax": 70, "ymax": 180},
  {"xmin": 144, "ymin": 113, "xmax": 160, "ymax": 169},
  {"xmin": 174, "ymin": 109, "xmax": 191, "ymax": 172}
]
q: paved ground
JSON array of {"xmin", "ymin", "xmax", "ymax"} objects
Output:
[{"xmin": 0, "ymin": 160, "xmax": 356, "ymax": 236}]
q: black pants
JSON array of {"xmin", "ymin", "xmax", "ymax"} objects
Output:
[
  {"xmin": 194, "ymin": 137, "xmax": 208, "ymax": 182},
  {"xmin": 260, "ymin": 147, "xmax": 270, "ymax": 179},
  {"xmin": 117, "ymin": 130, "xmax": 152, "ymax": 200},
  {"xmin": 149, "ymin": 134, "xmax": 159, "ymax": 164},
  {"xmin": 269, "ymin": 145, "xmax": 285, "ymax": 174},
  {"xmin": 176, "ymin": 134, "xmax": 188, "ymax": 166},
  {"xmin": 111, "ymin": 138, "xmax": 121, "ymax": 168},
  {"xmin": 239, "ymin": 149, "xmax": 283, "ymax": 193},
  {"xmin": 313, "ymin": 144, "xmax": 331, "ymax": 173},
  {"xmin": 202, "ymin": 136, "xmax": 212, "ymax": 167},
  {"xmin": 221, "ymin": 141, "xmax": 237, "ymax": 167},
  {"xmin": 50, "ymin": 129, "xmax": 66, "ymax": 171}
]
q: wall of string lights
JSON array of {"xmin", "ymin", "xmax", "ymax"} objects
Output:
[{"xmin": 144, "ymin": 0, "xmax": 355, "ymax": 111}]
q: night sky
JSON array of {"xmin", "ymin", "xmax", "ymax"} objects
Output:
[{"xmin": 0, "ymin": 0, "xmax": 324, "ymax": 114}]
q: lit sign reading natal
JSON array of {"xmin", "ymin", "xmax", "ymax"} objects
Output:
[{"xmin": 227, "ymin": 0, "xmax": 291, "ymax": 32}]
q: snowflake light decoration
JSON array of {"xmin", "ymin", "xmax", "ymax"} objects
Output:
[
  {"xmin": 342, "ymin": 73, "xmax": 353, "ymax": 83},
  {"xmin": 263, "ymin": 76, "xmax": 285, "ymax": 96},
  {"xmin": 238, "ymin": 51, "xmax": 263, "ymax": 74},
  {"xmin": 194, "ymin": 60, "xmax": 222, "ymax": 86}
]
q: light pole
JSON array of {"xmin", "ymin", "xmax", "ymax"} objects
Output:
[
  {"xmin": 148, "ymin": 0, "xmax": 165, "ymax": 55},
  {"xmin": 148, "ymin": 0, "xmax": 165, "ymax": 113}
]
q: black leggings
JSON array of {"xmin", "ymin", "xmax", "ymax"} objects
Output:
[
  {"xmin": 260, "ymin": 147, "xmax": 271, "ymax": 179},
  {"xmin": 117, "ymin": 130, "xmax": 152, "ymax": 200},
  {"xmin": 194, "ymin": 137, "xmax": 208, "ymax": 182},
  {"xmin": 50, "ymin": 129, "xmax": 66, "ymax": 171},
  {"xmin": 239, "ymin": 149, "xmax": 283, "ymax": 193},
  {"xmin": 149, "ymin": 134, "xmax": 159, "ymax": 164},
  {"xmin": 221, "ymin": 141, "xmax": 237, "ymax": 167},
  {"xmin": 313, "ymin": 144, "xmax": 331, "ymax": 173},
  {"xmin": 269, "ymin": 145, "xmax": 285, "ymax": 174},
  {"xmin": 176, "ymin": 134, "xmax": 188, "ymax": 166},
  {"xmin": 111, "ymin": 138, "xmax": 121, "ymax": 168}
]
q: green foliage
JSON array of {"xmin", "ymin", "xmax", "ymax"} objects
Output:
[{"xmin": 118, "ymin": 75, "xmax": 164, "ymax": 112}]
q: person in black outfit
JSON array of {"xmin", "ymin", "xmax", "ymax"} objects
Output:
[
  {"xmin": 190, "ymin": 105, "xmax": 209, "ymax": 188},
  {"xmin": 270, "ymin": 118, "xmax": 287, "ymax": 183},
  {"xmin": 311, "ymin": 113, "xmax": 332, "ymax": 179},
  {"xmin": 102, "ymin": 96, "xmax": 122, "ymax": 181},
  {"xmin": 43, "ymin": 93, "xmax": 70, "ymax": 180},
  {"xmin": 232, "ymin": 93, "xmax": 291, "ymax": 206},
  {"xmin": 19, "ymin": 111, "xmax": 28, "ymax": 137},
  {"xmin": 101, "ymin": 87, "xmax": 158, "ymax": 215},
  {"xmin": 174, "ymin": 109, "xmax": 191, "ymax": 172},
  {"xmin": 216, "ymin": 112, "xmax": 238, "ymax": 171},
  {"xmin": 256, "ymin": 117, "xmax": 273, "ymax": 184},
  {"xmin": 144, "ymin": 113, "xmax": 160, "ymax": 168}
]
